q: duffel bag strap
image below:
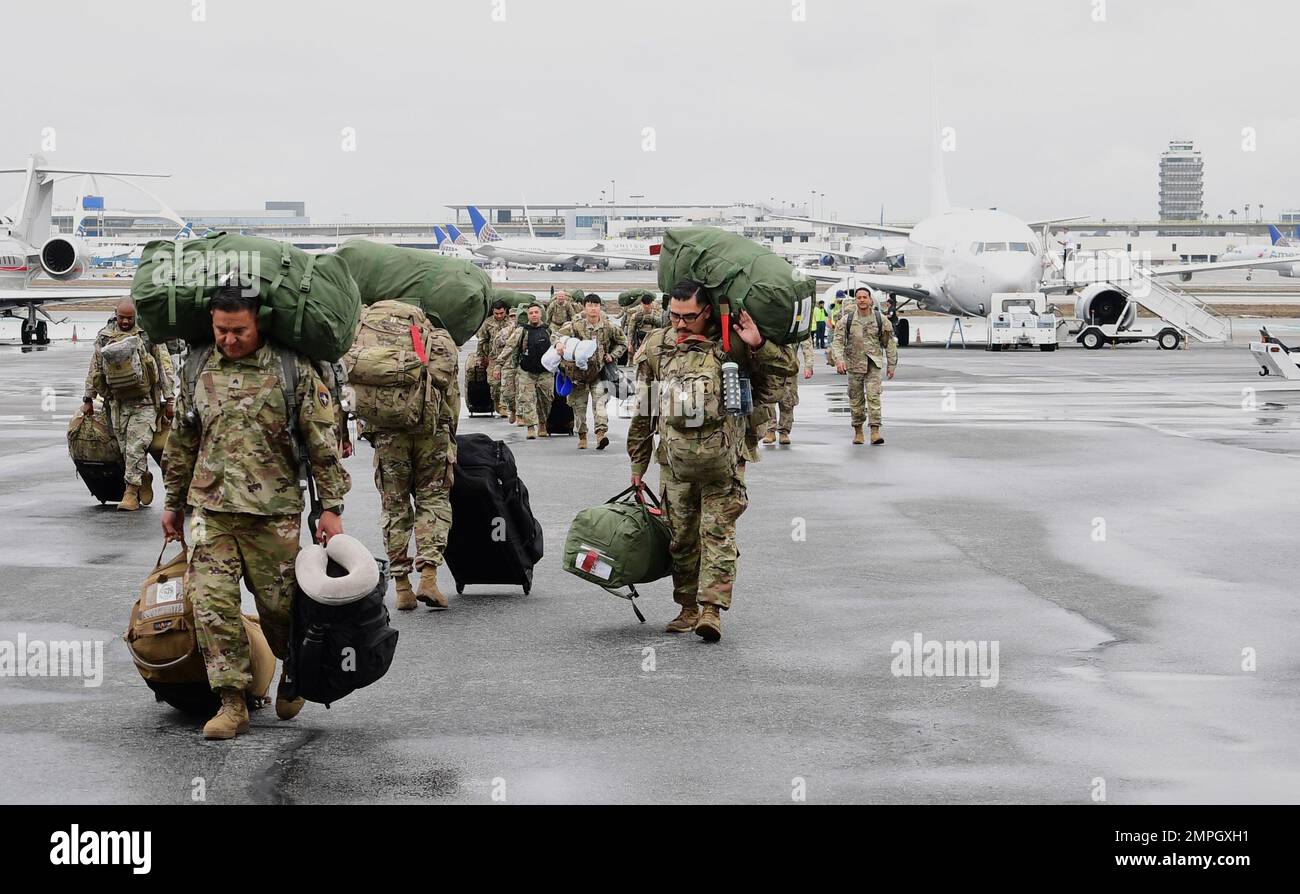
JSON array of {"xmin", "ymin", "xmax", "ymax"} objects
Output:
[
  {"xmin": 154, "ymin": 539, "xmax": 187, "ymax": 569},
  {"xmin": 294, "ymin": 254, "xmax": 317, "ymax": 340},
  {"xmin": 598, "ymin": 583, "xmax": 646, "ymax": 623},
  {"xmin": 124, "ymin": 640, "xmax": 196, "ymax": 671},
  {"xmin": 167, "ymin": 239, "xmax": 182, "ymax": 325}
]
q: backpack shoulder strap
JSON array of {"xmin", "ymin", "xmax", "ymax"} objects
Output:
[
  {"xmin": 874, "ymin": 306, "xmax": 885, "ymax": 332},
  {"xmin": 843, "ymin": 310, "xmax": 854, "ymax": 331},
  {"xmin": 181, "ymin": 344, "xmax": 215, "ymax": 406}
]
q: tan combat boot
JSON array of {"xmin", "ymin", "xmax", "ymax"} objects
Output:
[
  {"xmin": 665, "ymin": 605, "xmax": 700, "ymax": 633},
  {"xmin": 509, "ymin": 413, "xmax": 517, "ymax": 425},
  {"xmin": 779, "ymin": 432, "xmax": 791, "ymax": 445},
  {"xmin": 395, "ymin": 577, "xmax": 417, "ymax": 611},
  {"xmin": 527, "ymin": 425, "xmax": 537, "ymax": 439},
  {"xmin": 417, "ymin": 567, "xmax": 449, "ymax": 610},
  {"xmin": 117, "ymin": 485, "xmax": 141, "ymax": 511},
  {"xmin": 537, "ymin": 427, "xmax": 549, "ymax": 438},
  {"xmin": 275, "ymin": 668, "xmax": 305, "ymax": 720},
  {"xmin": 578, "ymin": 434, "xmax": 588, "ymax": 449},
  {"xmin": 852, "ymin": 425, "xmax": 865, "ymax": 446},
  {"xmin": 497, "ymin": 405, "xmax": 508, "ymax": 418},
  {"xmin": 139, "ymin": 470, "xmax": 154, "ymax": 506},
  {"xmin": 203, "ymin": 689, "xmax": 250, "ymax": 740},
  {"xmin": 762, "ymin": 431, "xmax": 776, "ymax": 445},
  {"xmin": 870, "ymin": 424, "xmax": 884, "ymax": 446},
  {"xmin": 695, "ymin": 604, "xmax": 722, "ymax": 642},
  {"xmin": 596, "ymin": 430, "xmax": 609, "ymax": 451}
]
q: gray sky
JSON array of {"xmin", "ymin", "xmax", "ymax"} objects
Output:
[{"xmin": 6, "ymin": 0, "xmax": 1298, "ymax": 224}]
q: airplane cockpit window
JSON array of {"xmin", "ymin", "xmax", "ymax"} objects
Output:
[
  {"xmin": 983, "ymin": 242, "xmax": 1008, "ymax": 252},
  {"xmin": 970, "ymin": 242, "xmax": 983, "ymax": 254},
  {"xmin": 1009, "ymin": 242, "xmax": 1030, "ymax": 252}
]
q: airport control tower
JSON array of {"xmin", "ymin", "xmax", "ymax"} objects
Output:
[{"xmin": 1158, "ymin": 140, "xmax": 1204, "ymax": 221}]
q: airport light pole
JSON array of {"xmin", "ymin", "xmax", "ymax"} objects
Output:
[{"xmin": 630, "ymin": 194, "xmax": 644, "ymax": 235}]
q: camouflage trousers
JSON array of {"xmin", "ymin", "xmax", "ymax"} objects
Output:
[
  {"xmin": 188, "ymin": 509, "xmax": 298, "ymax": 691},
  {"xmin": 568, "ymin": 381, "xmax": 609, "ymax": 436},
  {"xmin": 487, "ymin": 360, "xmax": 505, "ymax": 410},
  {"xmin": 500, "ymin": 364, "xmax": 518, "ymax": 415},
  {"xmin": 515, "ymin": 369, "xmax": 553, "ymax": 427},
  {"xmin": 774, "ymin": 377, "xmax": 801, "ymax": 435},
  {"xmin": 659, "ymin": 463, "xmax": 748, "ymax": 610},
  {"xmin": 110, "ymin": 400, "xmax": 159, "ymax": 486},
  {"xmin": 373, "ymin": 427, "xmax": 454, "ymax": 577},
  {"xmin": 848, "ymin": 361, "xmax": 883, "ymax": 427}
]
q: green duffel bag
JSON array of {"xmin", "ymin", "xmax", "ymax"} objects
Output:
[
  {"xmin": 491, "ymin": 288, "xmax": 537, "ymax": 310},
  {"xmin": 617, "ymin": 288, "xmax": 657, "ymax": 308},
  {"xmin": 132, "ymin": 232, "xmax": 362, "ymax": 363},
  {"xmin": 657, "ymin": 226, "xmax": 816, "ymax": 346},
  {"xmin": 335, "ymin": 240, "xmax": 490, "ymax": 346},
  {"xmin": 562, "ymin": 485, "xmax": 672, "ymax": 622}
]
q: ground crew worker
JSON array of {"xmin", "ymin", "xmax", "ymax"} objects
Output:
[
  {"xmin": 832, "ymin": 285, "xmax": 898, "ymax": 446},
  {"xmin": 161, "ymin": 282, "xmax": 350, "ymax": 741},
  {"xmin": 498, "ymin": 302, "xmax": 554, "ymax": 439},
  {"xmin": 763, "ymin": 337, "xmax": 814, "ymax": 446},
  {"xmin": 476, "ymin": 299, "xmax": 512, "ymax": 416},
  {"xmin": 544, "ymin": 290, "xmax": 580, "ymax": 329},
  {"xmin": 628, "ymin": 279, "xmax": 797, "ymax": 642},
  {"xmin": 494, "ymin": 313, "xmax": 521, "ymax": 424},
  {"xmin": 813, "ymin": 301, "xmax": 828, "ymax": 348},
  {"xmin": 81, "ymin": 299, "xmax": 175, "ymax": 511},
  {"xmin": 555, "ymin": 293, "xmax": 627, "ymax": 449}
]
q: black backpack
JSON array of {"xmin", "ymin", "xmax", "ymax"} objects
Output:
[
  {"xmin": 518, "ymin": 324, "xmax": 551, "ymax": 374},
  {"xmin": 283, "ymin": 557, "xmax": 399, "ymax": 708}
]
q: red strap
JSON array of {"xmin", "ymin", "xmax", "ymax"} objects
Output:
[
  {"xmin": 580, "ymin": 549, "xmax": 600, "ymax": 572},
  {"xmin": 410, "ymin": 325, "xmax": 428, "ymax": 363}
]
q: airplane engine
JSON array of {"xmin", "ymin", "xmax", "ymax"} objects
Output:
[
  {"xmin": 1278, "ymin": 263, "xmax": 1300, "ymax": 278},
  {"xmin": 1075, "ymin": 283, "xmax": 1137, "ymax": 328},
  {"xmin": 605, "ymin": 258, "xmax": 627, "ymax": 270},
  {"xmin": 40, "ymin": 236, "xmax": 90, "ymax": 281},
  {"xmin": 820, "ymin": 254, "xmax": 835, "ymax": 266}
]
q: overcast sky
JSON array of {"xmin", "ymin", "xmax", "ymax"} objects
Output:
[{"xmin": 6, "ymin": 0, "xmax": 1298, "ymax": 224}]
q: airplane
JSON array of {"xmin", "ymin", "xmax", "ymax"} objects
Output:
[
  {"xmin": 432, "ymin": 226, "xmax": 483, "ymax": 264},
  {"xmin": 1, "ymin": 154, "xmax": 169, "ymax": 344},
  {"xmin": 1220, "ymin": 225, "xmax": 1300, "ymax": 276},
  {"xmin": 769, "ymin": 234, "xmax": 907, "ymax": 269},
  {"xmin": 464, "ymin": 205, "xmax": 658, "ymax": 270}
]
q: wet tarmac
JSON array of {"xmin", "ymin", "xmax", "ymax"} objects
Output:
[{"xmin": 1, "ymin": 332, "xmax": 1298, "ymax": 803}]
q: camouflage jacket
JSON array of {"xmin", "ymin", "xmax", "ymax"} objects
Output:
[
  {"xmin": 832, "ymin": 306, "xmax": 898, "ymax": 372},
  {"xmin": 627, "ymin": 324, "xmax": 799, "ymax": 478},
  {"xmin": 624, "ymin": 308, "xmax": 662, "ymax": 355},
  {"xmin": 796, "ymin": 337, "xmax": 814, "ymax": 373},
  {"xmin": 544, "ymin": 299, "xmax": 580, "ymax": 330},
  {"xmin": 492, "ymin": 320, "xmax": 519, "ymax": 368},
  {"xmin": 83, "ymin": 321, "xmax": 175, "ymax": 407},
  {"xmin": 163, "ymin": 341, "xmax": 350, "ymax": 516},
  {"xmin": 475, "ymin": 315, "xmax": 512, "ymax": 367},
  {"xmin": 554, "ymin": 313, "xmax": 628, "ymax": 378},
  {"xmin": 496, "ymin": 322, "xmax": 551, "ymax": 370}
]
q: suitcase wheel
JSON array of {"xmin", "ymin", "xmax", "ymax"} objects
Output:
[
  {"xmin": 456, "ymin": 582, "xmax": 465, "ymax": 594},
  {"xmin": 523, "ymin": 581, "xmax": 531, "ymax": 595}
]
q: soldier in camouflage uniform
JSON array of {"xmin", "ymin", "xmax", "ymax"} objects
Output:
[
  {"xmin": 628, "ymin": 279, "xmax": 797, "ymax": 642},
  {"xmin": 623, "ymin": 293, "xmax": 661, "ymax": 363},
  {"xmin": 81, "ymin": 299, "xmax": 175, "ymax": 511},
  {"xmin": 345, "ymin": 312, "xmax": 460, "ymax": 611},
  {"xmin": 494, "ymin": 315, "xmax": 521, "ymax": 423},
  {"xmin": 475, "ymin": 300, "xmax": 512, "ymax": 416},
  {"xmin": 161, "ymin": 285, "xmax": 350, "ymax": 741},
  {"xmin": 763, "ymin": 337, "xmax": 815, "ymax": 446},
  {"xmin": 544, "ymin": 290, "xmax": 581, "ymax": 330},
  {"xmin": 497, "ymin": 303, "xmax": 554, "ymax": 439},
  {"xmin": 554, "ymin": 294, "xmax": 627, "ymax": 449},
  {"xmin": 832, "ymin": 286, "xmax": 898, "ymax": 446}
]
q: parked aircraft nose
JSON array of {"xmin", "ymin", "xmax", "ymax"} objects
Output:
[{"xmin": 984, "ymin": 252, "xmax": 1039, "ymax": 294}]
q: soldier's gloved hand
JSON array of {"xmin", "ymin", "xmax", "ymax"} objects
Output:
[
  {"xmin": 835, "ymin": 361, "xmax": 846, "ymax": 374},
  {"xmin": 161, "ymin": 510, "xmax": 185, "ymax": 543},
  {"xmin": 81, "ymin": 400, "xmax": 94, "ymax": 416},
  {"xmin": 317, "ymin": 510, "xmax": 344, "ymax": 544}
]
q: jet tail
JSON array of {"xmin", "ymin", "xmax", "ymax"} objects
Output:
[
  {"xmin": 433, "ymin": 226, "xmax": 447, "ymax": 247},
  {"xmin": 446, "ymin": 223, "xmax": 471, "ymax": 245},
  {"xmin": 468, "ymin": 206, "xmax": 501, "ymax": 242},
  {"xmin": 1269, "ymin": 224, "xmax": 1285, "ymax": 245}
]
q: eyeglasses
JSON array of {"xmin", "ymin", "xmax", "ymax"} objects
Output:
[{"xmin": 669, "ymin": 310, "xmax": 704, "ymax": 323}]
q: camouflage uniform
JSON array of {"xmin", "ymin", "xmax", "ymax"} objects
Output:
[
  {"xmin": 493, "ymin": 320, "xmax": 520, "ymax": 418},
  {"xmin": 83, "ymin": 321, "xmax": 175, "ymax": 486},
  {"xmin": 475, "ymin": 315, "xmax": 512, "ymax": 411},
  {"xmin": 628, "ymin": 325, "xmax": 796, "ymax": 609},
  {"xmin": 543, "ymin": 296, "xmax": 580, "ymax": 330},
  {"xmin": 497, "ymin": 322, "xmax": 553, "ymax": 427},
  {"xmin": 624, "ymin": 307, "xmax": 661, "ymax": 363},
  {"xmin": 554, "ymin": 312, "xmax": 627, "ymax": 438},
  {"xmin": 773, "ymin": 338, "xmax": 815, "ymax": 435},
  {"xmin": 832, "ymin": 306, "xmax": 898, "ymax": 427},
  {"xmin": 163, "ymin": 342, "xmax": 350, "ymax": 691},
  {"xmin": 348, "ymin": 328, "xmax": 460, "ymax": 579}
]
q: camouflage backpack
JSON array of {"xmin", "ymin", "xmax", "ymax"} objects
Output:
[
  {"xmin": 346, "ymin": 300, "xmax": 438, "ymax": 432},
  {"xmin": 655, "ymin": 335, "xmax": 738, "ymax": 483},
  {"xmin": 99, "ymin": 334, "xmax": 156, "ymax": 400}
]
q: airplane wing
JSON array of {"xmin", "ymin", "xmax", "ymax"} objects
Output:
[
  {"xmin": 771, "ymin": 214, "xmax": 912, "ymax": 237},
  {"xmin": 1140, "ymin": 256, "xmax": 1300, "ymax": 278},
  {"xmin": 794, "ymin": 267, "xmax": 933, "ymax": 301},
  {"xmin": 0, "ymin": 288, "xmax": 131, "ymax": 309},
  {"xmin": 1024, "ymin": 215, "xmax": 1090, "ymax": 228}
]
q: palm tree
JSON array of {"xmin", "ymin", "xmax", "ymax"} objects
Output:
[
  {"xmin": 1230, "ymin": 209, "xmax": 1237, "ymax": 225},
  {"xmin": 1259, "ymin": 204, "xmax": 1265, "ymax": 223}
]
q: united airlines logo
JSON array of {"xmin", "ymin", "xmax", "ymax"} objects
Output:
[{"xmin": 480, "ymin": 223, "xmax": 501, "ymax": 243}]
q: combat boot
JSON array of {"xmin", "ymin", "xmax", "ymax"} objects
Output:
[
  {"xmin": 509, "ymin": 413, "xmax": 517, "ymax": 425},
  {"xmin": 527, "ymin": 425, "xmax": 537, "ymax": 439},
  {"xmin": 695, "ymin": 604, "xmax": 722, "ymax": 642},
  {"xmin": 578, "ymin": 434, "xmax": 588, "ymax": 449},
  {"xmin": 117, "ymin": 485, "xmax": 141, "ymax": 511},
  {"xmin": 395, "ymin": 577, "xmax": 417, "ymax": 611},
  {"xmin": 870, "ymin": 425, "xmax": 884, "ymax": 446},
  {"xmin": 139, "ymin": 470, "xmax": 154, "ymax": 506},
  {"xmin": 762, "ymin": 431, "xmax": 776, "ymax": 445},
  {"xmin": 852, "ymin": 425, "xmax": 865, "ymax": 446},
  {"xmin": 596, "ymin": 430, "xmax": 609, "ymax": 451},
  {"xmin": 779, "ymin": 432, "xmax": 791, "ymax": 445},
  {"xmin": 417, "ymin": 567, "xmax": 449, "ymax": 610},
  {"xmin": 275, "ymin": 668, "xmax": 305, "ymax": 720},
  {"xmin": 665, "ymin": 605, "xmax": 700, "ymax": 633},
  {"xmin": 537, "ymin": 427, "xmax": 549, "ymax": 438},
  {"xmin": 203, "ymin": 689, "xmax": 250, "ymax": 740}
]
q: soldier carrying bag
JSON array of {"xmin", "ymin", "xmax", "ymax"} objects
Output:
[
  {"xmin": 562, "ymin": 484, "xmax": 673, "ymax": 623},
  {"xmin": 655, "ymin": 335, "xmax": 739, "ymax": 484},
  {"xmin": 346, "ymin": 300, "xmax": 439, "ymax": 432},
  {"xmin": 99, "ymin": 334, "xmax": 157, "ymax": 400}
]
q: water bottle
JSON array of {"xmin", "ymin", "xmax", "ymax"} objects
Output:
[{"xmin": 721, "ymin": 361, "xmax": 743, "ymax": 416}]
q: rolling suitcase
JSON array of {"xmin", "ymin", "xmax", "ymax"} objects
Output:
[
  {"xmin": 76, "ymin": 460, "xmax": 127, "ymax": 505},
  {"xmin": 445, "ymin": 434, "xmax": 544, "ymax": 594},
  {"xmin": 465, "ymin": 365, "xmax": 494, "ymax": 416},
  {"xmin": 546, "ymin": 393, "xmax": 575, "ymax": 436},
  {"xmin": 67, "ymin": 405, "xmax": 126, "ymax": 504}
]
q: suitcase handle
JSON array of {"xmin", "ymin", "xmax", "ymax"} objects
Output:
[
  {"xmin": 124, "ymin": 638, "xmax": 196, "ymax": 671},
  {"xmin": 609, "ymin": 483, "xmax": 663, "ymax": 514},
  {"xmin": 154, "ymin": 539, "xmax": 187, "ymax": 570}
]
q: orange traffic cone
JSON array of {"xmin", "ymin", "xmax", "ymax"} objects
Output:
[{"xmin": 71, "ymin": 326, "xmax": 77, "ymax": 343}]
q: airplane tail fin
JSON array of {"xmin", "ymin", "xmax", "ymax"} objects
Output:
[
  {"xmin": 468, "ymin": 206, "xmax": 500, "ymax": 242},
  {"xmin": 447, "ymin": 223, "xmax": 471, "ymax": 245},
  {"xmin": 433, "ymin": 226, "xmax": 446, "ymax": 247},
  {"xmin": 173, "ymin": 221, "xmax": 193, "ymax": 241},
  {"xmin": 1269, "ymin": 224, "xmax": 1284, "ymax": 245}
]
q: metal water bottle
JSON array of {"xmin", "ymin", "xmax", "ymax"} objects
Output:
[{"xmin": 721, "ymin": 361, "xmax": 743, "ymax": 416}]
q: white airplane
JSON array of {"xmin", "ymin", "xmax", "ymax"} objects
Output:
[
  {"xmin": 0, "ymin": 154, "xmax": 170, "ymax": 344},
  {"xmin": 1221, "ymin": 225, "xmax": 1300, "ymax": 277},
  {"xmin": 770, "ymin": 234, "xmax": 908, "ymax": 269},
  {"xmin": 432, "ymin": 225, "xmax": 484, "ymax": 263},
  {"xmin": 465, "ymin": 205, "xmax": 658, "ymax": 270}
]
